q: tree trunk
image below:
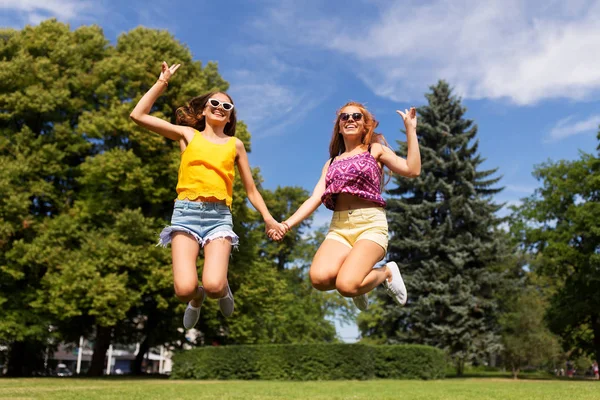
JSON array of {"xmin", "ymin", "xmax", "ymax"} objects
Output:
[
  {"xmin": 512, "ymin": 366, "xmax": 519, "ymax": 380},
  {"xmin": 456, "ymin": 359, "xmax": 465, "ymax": 376},
  {"xmin": 277, "ymin": 250, "xmax": 288, "ymax": 271},
  {"xmin": 132, "ymin": 308, "xmax": 160, "ymax": 375},
  {"xmin": 87, "ymin": 325, "xmax": 112, "ymax": 376},
  {"xmin": 6, "ymin": 340, "xmax": 45, "ymax": 377},
  {"xmin": 132, "ymin": 336, "xmax": 151, "ymax": 375}
]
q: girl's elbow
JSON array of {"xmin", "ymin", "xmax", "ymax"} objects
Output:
[
  {"xmin": 129, "ymin": 112, "xmax": 140, "ymax": 122},
  {"xmin": 408, "ymin": 168, "xmax": 421, "ymax": 178},
  {"xmin": 246, "ymin": 187, "xmax": 259, "ymax": 200},
  {"xmin": 309, "ymin": 194, "xmax": 322, "ymax": 205}
]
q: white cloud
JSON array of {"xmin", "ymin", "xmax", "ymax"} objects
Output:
[
  {"xmin": 231, "ymin": 82, "xmax": 329, "ymax": 139},
  {"xmin": 505, "ymin": 184, "xmax": 536, "ymax": 194},
  {"xmin": 226, "ymin": 44, "xmax": 332, "ymax": 139},
  {"xmin": 27, "ymin": 12, "xmax": 47, "ymax": 25},
  {"xmin": 547, "ymin": 114, "xmax": 600, "ymax": 142},
  {"xmin": 337, "ymin": 0, "xmax": 600, "ymax": 104},
  {"xmin": 0, "ymin": 0, "xmax": 93, "ymax": 23},
  {"xmin": 253, "ymin": 0, "xmax": 600, "ymax": 105}
]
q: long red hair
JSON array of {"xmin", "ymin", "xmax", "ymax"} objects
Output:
[{"xmin": 328, "ymin": 101, "xmax": 389, "ymax": 158}]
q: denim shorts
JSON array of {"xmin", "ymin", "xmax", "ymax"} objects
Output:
[{"xmin": 158, "ymin": 200, "xmax": 239, "ymax": 248}]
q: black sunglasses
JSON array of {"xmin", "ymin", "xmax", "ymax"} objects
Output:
[
  {"xmin": 340, "ymin": 112, "xmax": 363, "ymax": 122},
  {"xmin": 208, "ymin": 98, "xmax": 234, "ymax": 111}
]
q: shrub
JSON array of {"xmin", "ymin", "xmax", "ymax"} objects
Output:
[{"xmin": 171, "ymin": 343, "xmax": 446, "ymax": 380}]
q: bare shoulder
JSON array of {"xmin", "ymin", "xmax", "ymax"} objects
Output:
[
  {"xmin": 369, "ymin": 142, "xmax": 388, "ymax": 158},
  {"xmin": 235, "ymin": 138, "xmax": 247, "ymax": 151},
  {"xmin": 234, "ymin": 138, "xmax": 248, "ymax": 161}
]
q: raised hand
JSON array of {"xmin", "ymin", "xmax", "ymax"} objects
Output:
[
  {"xmin": 159, "ymin": 61, "xmax": 181, "ymax": 84},
  {"xmin": 396, "ymin": 107, "xmax": 417, "ymax": 131}
]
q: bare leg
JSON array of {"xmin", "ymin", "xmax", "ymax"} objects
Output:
[
  {"xmin": 201, "ymin": 238, "xmax": 232, "ymax": 299},
  {"xmin": 309, "ymin": 239, "xmax": 351, "ymax": 291},
  {"xmin": 171, "ymin": 232, "xmax": 203, "ymax": 306},
  {"xmin": 335, "ymin": 239, "xmax": 390, "ymax": 297}
]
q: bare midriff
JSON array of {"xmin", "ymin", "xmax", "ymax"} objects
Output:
[{"xmin": 333, "ymin": 193, "xmax": 383, "ymax": 211}]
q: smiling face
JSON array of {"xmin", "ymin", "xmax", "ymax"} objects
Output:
[
  {"xmin": 338, "ymin": 105, "xmax": 365, "ymax": 138},
  {"xmin": 329, "ymin": 101, "xmax": 380, "ymax": 158},
  {"xmin": 203, "ymin": 92, "xmax": 233, "ymax": 125}
]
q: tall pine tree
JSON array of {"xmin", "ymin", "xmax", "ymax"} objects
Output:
[{"xmin": 360, "ymin": 81, "xmax": 506, "ymax": 375}]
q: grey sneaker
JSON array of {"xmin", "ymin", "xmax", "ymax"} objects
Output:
[
  {"xmin": 219, "ymin": 282, "xmax": 234, "ymax": 317},
  {"xmin": 183, "ymin": 287, "xmax": 206, "ymax": 329},
  {"xmin": 382, "ymin": 262, "xmax": 407, "ymax": 305},
  {"xmin": 352, "ymin": 293, "xmax": 369, "ymax": 311}
]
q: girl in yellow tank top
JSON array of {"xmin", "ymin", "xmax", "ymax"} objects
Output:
[{"xmin": 130, "ymin": 62, "xmax": 286, "ymax": 330}]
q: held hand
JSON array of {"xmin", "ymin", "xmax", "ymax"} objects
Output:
[
  {"xmin": 159, "ymin": 61, "xmax": 181, "ymax": 83},
  {"xmin": 267, "ymin": 228, "xmax": 283, "ymax": 241},
  {"xmin": 264, "ymin": 217, "xmax": 278, "ymax": 236},
  {"xmin": 266, "ymin": 221, "xmax": 289, "ymax": 242},
  {"xmin": 265, "ymin": 218, "xmax": 285, "ymax": 240},
  {"xmin": 275, "ymin": 222, "xmax": 290, "ymax": 241},
  {"xmin": 396, "ymin": 107, "xmax": 417, "ymax": 131}
]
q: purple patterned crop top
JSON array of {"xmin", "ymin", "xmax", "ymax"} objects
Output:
[{"xmin": 321, "ymin": 150, "xmax": 386, "ymax": 211}]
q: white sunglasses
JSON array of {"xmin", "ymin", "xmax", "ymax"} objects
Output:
[{"xmin": 208, "ymin": 98, "xmax": 234, "ymax": 111}]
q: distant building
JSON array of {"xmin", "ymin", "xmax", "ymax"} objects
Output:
[{"xmin": 51, "ymin": 341, "xmax": 171, "ymax": 375}]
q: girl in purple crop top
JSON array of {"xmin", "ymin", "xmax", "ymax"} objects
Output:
[{"xmin": 269, "ymin": 101, "xmax": 421, "ymax": 311}]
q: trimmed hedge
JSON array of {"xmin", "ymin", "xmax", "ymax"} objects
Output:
[{"xmin": 171, "ymin": 343, "xmax": 445, "ymax": 380}]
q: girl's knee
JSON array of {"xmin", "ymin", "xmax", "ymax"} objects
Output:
[
  {"xmin": 309, "ymin": 270, "xmax": 336, "ymax": 291},
  {"xmin": 202, "ymin": 278, "xmax": 227, "ymax": 298},
  {"xmin": 335, "ymin": 279, "xmax": 360, "ymax": 297},
  {"xmin": 312, "ymin": 280, "xmax": 334, "ymax": 291},
  {"xmin": 174, "ymin": 283, "xmax": 198, "ymax": 302}
]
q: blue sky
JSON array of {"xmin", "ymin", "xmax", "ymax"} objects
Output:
[{"xmin": 3, "ymin": 0, "xmax": 600, "ymax": 342}]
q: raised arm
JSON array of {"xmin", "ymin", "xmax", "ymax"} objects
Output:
[
  {"xmin": 373, "ymin": 107, "xmax": 421, "ymax": 177},
  {"xmin": 282, "ymin": 159, "xmax": 330, "ymax": 229},
  {"xmin": 129, "ymin": 62, "xmax": 190, "ymax": 141}
]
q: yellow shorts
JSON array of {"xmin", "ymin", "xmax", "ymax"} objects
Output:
[{"xmin": 325, "ymin": 207, "xmax": 388, "ymax": 253}]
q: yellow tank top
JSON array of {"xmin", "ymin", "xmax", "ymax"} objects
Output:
[{"xmin": 176, "ymin": 130, "xmax": 236, "ymax": 207}]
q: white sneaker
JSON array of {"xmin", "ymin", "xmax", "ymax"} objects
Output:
[
  {"xmin": 219, "ymin": 282, "xmax": 234, "ymax": 317},
  {"xmin": 382, "ymin": 262, "xmax": 407, "ymax": 305},
  {"xmin": 183, "ymin": 287, "xmax": 205, "ymax": 329},
  {"xmin": 352, "ymin": 293, "xmax": 369, "ymax": 311}
]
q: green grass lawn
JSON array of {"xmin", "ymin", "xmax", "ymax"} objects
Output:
[{"xmin": 0, "ymin": 378, "xmax": 597, "ymax": 400}]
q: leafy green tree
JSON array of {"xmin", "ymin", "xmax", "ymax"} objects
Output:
[
  {"xmin": 0, "ymin": 20, "xmax": 106, "ymax": 376},
  {"xmin": 500, "ymin": 286, "xmax": 562, "ymax": 379},
  {"xmin": 1, "ymin": 19, "xmax": 340, "ymax": 375},
  {"xmin": 513, "ymin": 128, "xmax": 600, "ymax": 370}
]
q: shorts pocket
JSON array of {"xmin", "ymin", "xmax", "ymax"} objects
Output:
[
  {"xmin": 170, "ymin": 209, "xmax": 185, "ymax": 224},
  {"xmin": 365, "ymin": 212, "xmax": 387, "ymax": 223}
]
